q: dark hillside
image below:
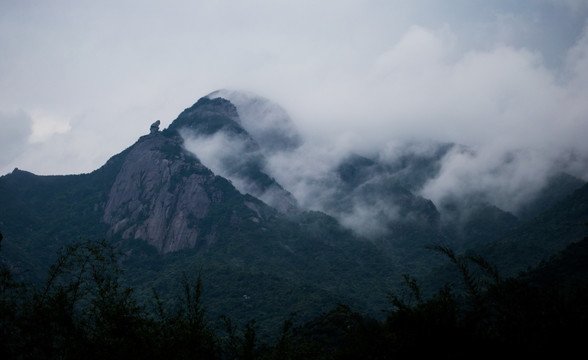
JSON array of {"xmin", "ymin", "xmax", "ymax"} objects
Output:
[
  {"xmin": 481, "ymin": 181, "xmax": 588, "ymax": 276},
  {"xmin": 423, "ymin": 181, "xmax": 588, "ymax": 295}
]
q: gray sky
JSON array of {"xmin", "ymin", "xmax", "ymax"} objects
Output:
[{"xmin": 2, "ymin": 0, "xmax": 588, "ymax": 177}]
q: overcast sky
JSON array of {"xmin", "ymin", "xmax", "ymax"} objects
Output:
[{"xmin": 2, "ymin": 0, "xmax": 588, "ymax": 177}]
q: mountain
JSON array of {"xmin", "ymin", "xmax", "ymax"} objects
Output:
[
  {"xmin": 206, "ymin": 89, "xmax": 302, "ymax": 153},
  {"xmin": 422, "ymin": 181, "xmax": 588, "ymax": 296},
  {"xmin": 522, "ymin": 235, "xmax": 588, "ymax": 291},
  {"xmin": 0, "ymin": 168, "xmax": 112, "ymax": 279},
  {"xmin": 314, "ymin": 153, "xmax": 445, "ymax": 268},
  {"xmin": 185, "ymin": 92, "xmax": 448, "ymax": 246},
  {"xmin": 169, "ymin": 96, "xmax": 299, "ymax": 214},
  {"xmin": 102, "ymin": 130, "xmax": 273, "ymax": 253},
  {"xmin": 165, "ymin": 90, "xmax": 584, "ymax": 252},
  {"xmin": 0, "ymin": 95, "xmax": 398, "ymax": 332},
  {"xmin": 1, "ymin": 90, "xmax": 587, "ymax": 334},
  {"xmin": 480, "ymin": 181, "xmax": 588, "ymax": 276},
  {"xmin": 516, "ymin": 171, "xmax": 586, "ymax": 220}
]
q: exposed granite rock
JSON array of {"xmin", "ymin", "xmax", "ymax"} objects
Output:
[
  {"xmin": 150, "ymin": 120, "xmax": 161, "ymax": 134},
  {"xmin": 102, "ymin": 96, "xmax": 299, "ymax": 253},
  {"xmin": 103, "ymin": 134, "xmax": 219, "ymax": 253}
]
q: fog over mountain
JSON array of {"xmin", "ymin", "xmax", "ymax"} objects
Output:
[
  {"xmin": 176, "ymin": 89, "xmax": 586, "ymax": 240},
  {"xmin": 2, "ymin": 1, "xmax": 588, "ymax": 178},
  {"xmin": 3, "ymin": 5, "xmax": 588, "ymax": 351},
  {"xmin": 2, "ymin": 85, "xmax": 588, "ymax": 348},
  {"xmin": 1, "ymin": 1, "xmax": 588, "ymax": 239}
]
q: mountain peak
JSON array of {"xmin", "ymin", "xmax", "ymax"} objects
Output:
[
  {"xmin": 163, "ymin": 92, "xmax": 300, "ymax": 214},
  {"xmin": 206, "ymin": 89, "xmax": 302, "ymax": 152},
  {"xmin": 165, "ymin": 97, "xmax": 242, "ymax": 137}
]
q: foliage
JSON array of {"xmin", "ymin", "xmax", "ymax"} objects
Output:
[
  {"xmin": 282, "ymin": 242, "xmax": 588, "ymax": 359},
  {"xmin": 0, "ymin": 239, "xmax": 217, "ymax": 359},
  {"xmin": 2, "ymin": 235, "xmax": 587, "ymax": 359}
]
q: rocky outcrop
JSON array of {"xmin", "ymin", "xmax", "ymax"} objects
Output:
[
  {"xmin": 103, "ymin": 133, "xmax": 221, "ymax": 253},
  {"xmin": 150, "ymin": 120, "xmax": 160, "ymax": 134}
]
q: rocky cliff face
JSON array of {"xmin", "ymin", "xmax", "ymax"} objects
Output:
[
  {"xmin": 101, "ymin": 95, "xmax": 290, "ymax": 253},
  {"xmin": 102, "ymin": 130, "xmax": 272, "ymax": 253},
  {"xmin": 103, "ymin": 133, "xmax": 216, "ymax": 252}
]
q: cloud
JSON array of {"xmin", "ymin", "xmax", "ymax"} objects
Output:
[
  {"xmin": 181, "ymin": 130, "xmax": 252, "ymax": 182},
  {"xmin": 0, "ymin": 110, "xmax": 32, "ymax": 169},
  {"xmin": 4, "ymin": 0, "xmax": 587, "ymax": 239},
  {"xmin": 264, "ymin": 137, "xmax": 359, "ymax": 209},
  {"xmin": 29, "ymin": 113, "xmax": 71, "ymax": 143},
  {"xmin": 243, "ymin": 19, "xmax": 588, "ymax": 225},
  {"xmin": 206, "ymin": 89, "xmax": 302, "ymax": 152},
  {"xmin": 366, "ymin": 23, "xmax": 588, "ymax": 214},
  {"xmin": 323, "ymin": 26, "xmax": 566, "ymax": 146},
  {"xmin": 180, "ymin": 13, "xmax": 588, "ymax": 227},
  {"xmin": 419, "ymin": 145, "xmax": 557, "ymax": 214},
  {"xmin": 181, "ymin": 128, "xmax": 265, "ymax": 197},
  {"xmin": 339, "ymin": 200, "xmax": 400, "ymax": 239},
  {"xmin": 1, "ymin": 0, "xmax": 587, "ymax": 189},
  {"xmin": 0, "ymin": 109, "xmax": 147, "ymax": 176}
]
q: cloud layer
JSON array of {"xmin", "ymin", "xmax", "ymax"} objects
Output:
[{"xmin": 1, "ymin": 0, "xmax": 587, "ymax": 186}]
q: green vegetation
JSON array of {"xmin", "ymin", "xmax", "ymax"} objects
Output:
[
  {"xmin": 117, "ymin": 209, "xmax": 396, "ymax": 336},
  {"xmin": 2, "ymin": 235, "xmax": 586, "ymax": 359},
  {"xmin": 2, "ymin": 166, "xmax": 586, "ymax": 343}
]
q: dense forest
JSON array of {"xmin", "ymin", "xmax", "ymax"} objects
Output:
[{"xmin": 2, "ymin": 233, "xmax": 586, "ymax": 359}]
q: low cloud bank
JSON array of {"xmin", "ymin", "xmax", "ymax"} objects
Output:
[
  {"xmin": 181, "ymin": 18, "xmax": 588, "ymax": 237},
  {"xmin": 270, "ymin": 23, "xmax": 588, "ymax": 216}
]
